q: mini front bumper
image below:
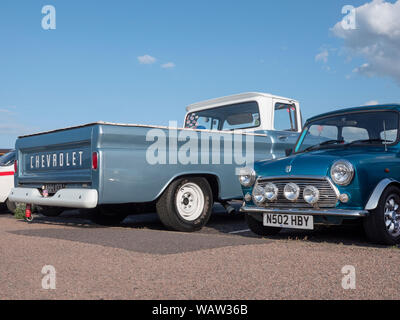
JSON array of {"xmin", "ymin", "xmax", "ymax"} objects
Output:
[
  {"xmin": 240, "ymin": 206, "xmax": 368, "ymax": 217},
  {"xmin": 9, "ymin": 188, "xmax": 98, "ymax": 209}
]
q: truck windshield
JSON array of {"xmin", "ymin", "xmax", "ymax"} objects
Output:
[
  {"xmin": 185, "ymin": 101, "xmax": 261, "ymax": 131},
  {"xmin": 0, "ymin": 151, "xmax": 15, "ymax": 167},
  {"xmin": 295, "ymin": 111, "xmax": 399, "ymax": 153}
]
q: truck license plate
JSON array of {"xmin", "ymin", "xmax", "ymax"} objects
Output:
[
  {"xmin": 263, "ymin": 213, "xmax": 314, "ymax": 230},
  {"xmin": 43, "ymin": 184, "xmax": 65, "ymax": 194}
]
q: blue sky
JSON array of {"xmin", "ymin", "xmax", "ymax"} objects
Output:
[{"xmin": 0, "ymin": 0, "xmax": 399, "ymax": 147}]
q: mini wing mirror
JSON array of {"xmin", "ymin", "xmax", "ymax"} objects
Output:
[{"xmin": 285, "ymin": 148, "xmax": 293, "ymax": 157}]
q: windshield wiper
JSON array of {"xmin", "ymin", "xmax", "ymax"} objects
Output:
[
  {"xmin": 345, "ymin": 139, "xmax": 393, "ymax": 146},
  {"xmin": 302, "ymin": 140, "xmax": 344, "ymax": 153}
]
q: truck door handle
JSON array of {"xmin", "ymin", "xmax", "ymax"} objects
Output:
[{"xmin": 278, "ymin": 136, "xmax": 289, "ymax": 141}]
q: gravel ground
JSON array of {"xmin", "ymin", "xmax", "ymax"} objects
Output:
[{"xmin": 0, "ymin": 209, "xmax": 399, "ymax": 300}]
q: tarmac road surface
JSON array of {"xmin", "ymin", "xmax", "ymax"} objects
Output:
[{"xmin": 0, "ymin": 204, "xmax": 399, "ymax": 300}]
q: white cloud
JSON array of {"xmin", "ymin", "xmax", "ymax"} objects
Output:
[
  {"xmin": 161, "ymin": 62, "xmax": 176, "ymax": 69},
  {"xmin": 137, "ymin": 54, "xmax": 157, "ymax": 65},
  {"xmin": 331, "ymin": 0, "xmax": 400, "ymax": 84},
  {"xmin": 315, "ymin": 49, "xmax": 329, "ymax": 63},
  {"xmin": 364, "ymin": 100, "xmax": 379, "ymax": 105}
]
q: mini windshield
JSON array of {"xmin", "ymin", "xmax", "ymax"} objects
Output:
[
  {"xmin": 0, "ymin": 151, "xmax": 15, "ymax": 167},
  {"xmin": 295, "ymin": 111, "xmax": 399, "ymax": 153}
]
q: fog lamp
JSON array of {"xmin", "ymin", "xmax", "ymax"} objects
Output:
[
  {"xmin": 252, "ymin": 185, "xmax": 266, "ymax": 205},
  {"xmin": 303, "ymin": 186, "xmax": 320, "ymax": 204},
  {"xmin": 265, "ymin": 183, "xmax": 279, "ymax": 201},
  {"xmin": 284, "ymin": 183, "xmax": 300, "ymax": 201}
]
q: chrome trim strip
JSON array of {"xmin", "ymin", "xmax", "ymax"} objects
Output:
[
  {"xmin": 240, "ymin": 206, "xmax": 368, "ymax": 217},
  {"xmin": 326, "ymin": 177, "xmax": 341, "ymax": 198},
  {"xmin": 365, "ymin": 178, "xmax": 398, "ymax": 210},
  {"xmin": 257, "ymin": 175, "xmax": 327, "ymax": 182}
]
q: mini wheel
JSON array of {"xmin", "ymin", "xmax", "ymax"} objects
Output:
[{"xmin": 364, "ymin": 185, "xmax": 400, "ymax": 245}]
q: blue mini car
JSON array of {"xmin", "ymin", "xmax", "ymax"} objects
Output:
[{"xmin": 239, "ymin": 104, "xmax": 400, "ymax": 245}]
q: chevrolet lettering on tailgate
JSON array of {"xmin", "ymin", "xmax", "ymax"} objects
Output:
[{"xmin": 29, "ymin": 151, "xmax": 84, "ymax": 170}]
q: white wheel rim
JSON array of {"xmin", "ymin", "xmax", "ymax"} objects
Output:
[{"xmin": 175, "ymin": 183, "xmax": 205, "ymax": 222}]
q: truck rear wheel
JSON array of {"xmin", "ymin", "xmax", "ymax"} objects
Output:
[
  {"xmin": 38, "ymin": 206, "xmax": 64, "ymax": 217},
  {"xmin": 156, "ymin": 177, "xmax": 213, "ymax": 232},
  {"xmin": 246, "ymin": 214, "xmax": 282, "ymax": 236},
  {"xmin": 82, "ymin": 205, "xmax": 128, "ymax": 226}
]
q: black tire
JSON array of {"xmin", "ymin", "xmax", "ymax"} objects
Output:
[
  {"xmin": 6, "ymin": 200, "xmax": 17, "ymax": 214},
  {"xmin": 156, "ymin": 177, "xmax": 213, "ymax": 232},
  {"xmin": 0, "ymin": 203, "xmax": 6, "ymax": 213},
  {"xmin": 246, "ymin": 213, "xmax": 282, "ymax": 236},
  {"xmin": 363, "ymin": 185, "xmax": 400, "ymax": 245},
  {"xmin": 38, "ymin": 206, "xmax": 64, "ymax": 217},
  {"xmin": 82, "ymin": 205, "xmax": 128, "ymax": 226}
]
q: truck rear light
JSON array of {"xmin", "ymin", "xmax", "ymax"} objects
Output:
[
  {"xmin": 14, "ymin": 160, "xmax": 18, "ymax": 174},
  {"xmin": 92, "ymin": 152, "xmax": 98, "ymax": 170}
]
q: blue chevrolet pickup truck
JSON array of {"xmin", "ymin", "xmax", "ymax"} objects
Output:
[{"xmin": 9, "ymin": 92, "xmax": 303, "ymax": 232}]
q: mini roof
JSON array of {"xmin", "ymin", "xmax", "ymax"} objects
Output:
[
  {"xmin": 186, "ymin": 92, "xmax": 298, "ymax": 113},
  {"xmin": 307, "ymin": 104, "xmax": 400, "ymax": 123}
]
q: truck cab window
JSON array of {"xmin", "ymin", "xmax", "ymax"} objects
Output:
[
  {"xmin": 274, "ymin": 103, "xmax": 297, "ymax": 132},
  {"xmin": 185, "ymin": 101, "xmax": 260, "ymax": 131}
]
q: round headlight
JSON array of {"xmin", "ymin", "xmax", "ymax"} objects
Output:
[
  {"xmin": 330, "ymin": 160, "xmax": 354, "ymax": 186},
  {"xmin": 284, "ymin": 183, "xmax": 300, "ymax": 201},
  {"xmin": 238, "ymin": 167, "xmax": 256, "ymax": 187},
  {"xmin": 265, "ymin": 183, "xmax": 279, "ymax": 201},
  {"xmin": 252, "ymin": 185, "xmax": 266, "ymax": 205},
  {"xmin": 303, "ymin": 186, "xmax": 320, "ymax": 204}
]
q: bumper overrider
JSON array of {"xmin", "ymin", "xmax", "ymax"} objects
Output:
[{"xmin": 9, "ymin": 188, "xmax": 98, "ymax": 209}]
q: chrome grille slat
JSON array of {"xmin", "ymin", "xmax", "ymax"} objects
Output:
[{"xmin": 257, "ymin": 177, "xmax": 338, "ymax": 208}]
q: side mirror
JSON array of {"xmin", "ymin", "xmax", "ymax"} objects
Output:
[{"xmin": 285, "ymin": 148, "xmax": 293, "ymax": 157}]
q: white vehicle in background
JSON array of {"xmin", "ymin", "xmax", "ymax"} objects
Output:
[{"xmin": 0, "ymin": 150, "xmax": 17, "ymax": 213}]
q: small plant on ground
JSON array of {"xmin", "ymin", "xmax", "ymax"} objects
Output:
[{"xmin": 14, "ymin": 203, "xmax": 26, "ymax": 220}]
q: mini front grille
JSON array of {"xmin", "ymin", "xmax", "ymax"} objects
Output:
[{"xmin": 256, "ymin": 177, "xmax": 339, "ymax": 208}]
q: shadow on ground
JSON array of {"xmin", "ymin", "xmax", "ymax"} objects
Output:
[{"xmin": 1, "ymin": 203, "xmax": 396, "ymax": 249}]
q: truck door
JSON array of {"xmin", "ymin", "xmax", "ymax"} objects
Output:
[{"xmin": 271, "ymin": 99, "xmax": 301, "ymax": 157}]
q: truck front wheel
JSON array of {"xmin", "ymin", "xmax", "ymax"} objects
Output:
[{"xmin": 156, "ymin": 177, "xmax": 213, "ymax": 232}]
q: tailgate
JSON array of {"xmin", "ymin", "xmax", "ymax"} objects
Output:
[{"xmin": 16, "ymin": 125, "xmax": 95, "ymax": 184}]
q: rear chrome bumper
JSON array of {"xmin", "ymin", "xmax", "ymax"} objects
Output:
[
  {"xmin": 9, "ymin": 188, "xmax": 98, "ymax": 209},
  {"xmin": 240, "ymin": 206, "xmax": 368, "ymax": 217}
]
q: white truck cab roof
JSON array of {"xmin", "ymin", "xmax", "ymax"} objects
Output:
[
  {"xmin": 186, "ymin": 92, "xmax": 298, "ymax": 113},
  {"xmin": 185, "ymin": 92, "xmax": 302, "ymax": 133}
]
